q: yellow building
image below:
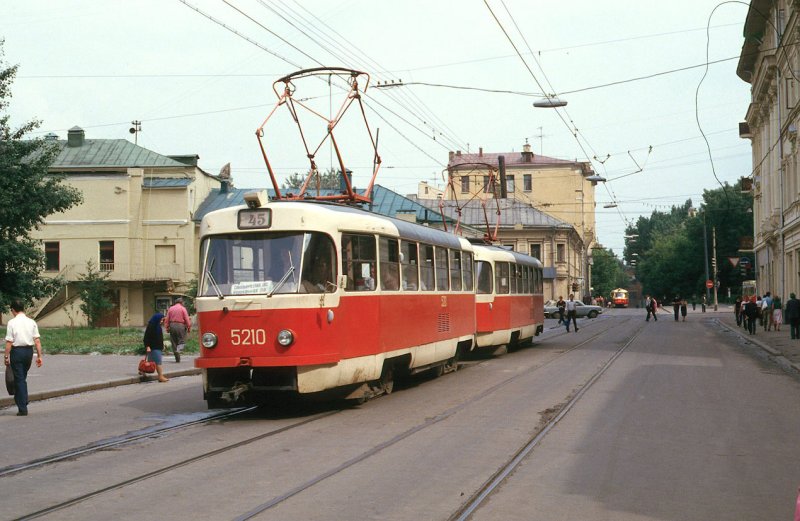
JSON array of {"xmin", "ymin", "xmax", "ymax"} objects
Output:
[
  {"xmin": 737, "ymin": 0, "xmax": 800, "ymax": 298},
  {"xmin": 415, "ymin": 143, "xmax": 599, "ymax": 299},
  {"xmin": 29, "ymin": 126, "xmax": 223, "ymax": 327}
]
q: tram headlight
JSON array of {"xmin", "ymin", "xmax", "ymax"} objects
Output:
[
  {"xmin": 201, "ymin": 332, "xmax": 218, "ymax": 349},
  {"xmin": 277, "ymin": 329, "xmax": 295, "ymax": 347}
]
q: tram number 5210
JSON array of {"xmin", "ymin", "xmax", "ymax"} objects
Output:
[{"xmin": 230, "ymin": 329, "xmax": 267, "ymax": 346}]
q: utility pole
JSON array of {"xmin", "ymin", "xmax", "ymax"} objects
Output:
[
  {"xmin": 703, "ymin": 213, "xmax": 710, "ymax": 305},
  {"xmin": 712, "ymin": 226, "xmax": 719, "ymax": 311}
]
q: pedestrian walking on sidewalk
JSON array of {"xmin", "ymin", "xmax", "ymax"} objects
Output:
[
  {"xmin": 680, "ymin": 299, "xmax": 687, "ymax": 321},
  {"xmin": 4, "ymin": 301, "xmax": 44, "ymax": 416},
  {"xmin": 734, "ymin": 296, "xmax": 743, "ymax": 327},
  {"xmin": 744, "ymin": 296, "xmax": 759, "ymax": 335},
  {"xmin": 762, "ymin": 292, "xmax": 774, "ymax": 331},
  {"xmin": 142, "ymin": 312, "xmax": 168, "ymax": 382},
  {"xmin": 565, "ymin": 294, "xmax": 579, "ymax": 332},
  {"xmin": 785, "ymin": 293, "xmax": 800, "ymax": 339},
  {"xmin": 672, "ymin": 296, "xmax": 681, "ymax": 321},
  {"xmin": 772, "ymin": 296, "xmax": 783, "ymax": 331},
  {"xmin": 165, "ymin": 297, "xmax": 191, "ymax": 363}
]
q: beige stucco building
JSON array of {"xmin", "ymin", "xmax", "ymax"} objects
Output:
[
  {"xmin": 737, "ymin": 0, "xmax": 800, "ymax": 298},
  {"xmin": 28, "ymin": 126, "xmax": 223, "ymax": 327},
  {"xmin": 417, "ymin": 143, "xmax": 598, "ymax": 299}
]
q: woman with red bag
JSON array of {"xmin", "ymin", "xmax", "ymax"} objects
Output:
[{"xmin": 142, "ymin": 313, "xmax": 168, "ymax": 382}]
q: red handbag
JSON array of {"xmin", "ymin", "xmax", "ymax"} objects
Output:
[{"xmin": 138, "ymin": 355, "xmax": 156, "ymax": 374}]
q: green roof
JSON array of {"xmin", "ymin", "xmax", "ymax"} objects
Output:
[{"xmin": 48, "ymin": 127, "xmax": 188, "ymax": 169}]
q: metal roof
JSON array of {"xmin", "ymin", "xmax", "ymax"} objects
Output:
[
  {"xmin": 48, "ymin": 128, "xmax": 188, "ymax": 170},
  {"xmin": 448, "ymin": 151, "xmax": 580, "ymax": 169},
  {"xmin": 193, "ymin": 184, "xmax": 459, "ymax": 225},
  {"xmin": 143, "ymin": 178, "xmax": 193, "ymax": 188},
  {"xmin": 411, "ymin": 197, "xmax": 574, "ymax": 229}
]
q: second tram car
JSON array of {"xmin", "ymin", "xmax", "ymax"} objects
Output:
[
  {"xmin": 195, "ymin": 192, "xmax": 544, "ymax": 408},
  {"xmin": 611, "ymin": 288, "xmax": 629, "ymax": 308}
]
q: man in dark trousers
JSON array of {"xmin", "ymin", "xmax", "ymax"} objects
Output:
[
  {"xmin": 744, "ymin": 296, "xmax": 760, "ymax": 335},
  {"xmin": 785, "ymin": 293, "xmax": 800, "ymax": 339},
  {"xmin": 672, "ymin": 296, "xmax": 681, "ymax": 321},
  {"xmin": 565, "ymin": 294, "xmax": 579, "ymax": 332},
  {"xmin": 645, "ymin": 295, "xmax": 658, "ymax": 322},
  {"xmin": 4, "ymin": 301, "xmax": 44, "ymax": 416}
]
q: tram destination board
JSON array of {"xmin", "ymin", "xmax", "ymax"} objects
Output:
[{"xmin": 238, "ymin": 208, "xmax": 272, "ymax": 229}]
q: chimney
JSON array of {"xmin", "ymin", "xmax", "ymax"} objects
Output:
[
  {"xmin": 449, "ymin": 151, "xmax": 455, "ymax": 161},
  {"xmin": 521, "ymin": 142, "xmax": 533, "ymax": 163},
  {"xmin": 479, "ymin": 147, "xmax": 483, "ymax": 157},
  {"xmin": 456, "ymin": 150, "xmax": 461, "ymax": 157},
  {"xmin": 339, "ymin": 168, "xmax": 353, "ymax": 192},
  {"xmin": 67, "ymin": 126, "xmax": 85, "ymax": 147}
]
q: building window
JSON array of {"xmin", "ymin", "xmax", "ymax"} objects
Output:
[
  {"xmin": 529, "ymin": 243, "xmax": 541, "ymax": 260},
  {"xmin": 460, "ymin": 176, "xmax": 470, "ymax": 194},
  {"xmin": 99, "ymin": 241, "xmax": 115, "ymax": 271},
  {"xmin": 483, "ymin": 176, "xmax": 491, "ymax": 194},
  {"xmin": 45, "ymin": 242, "xmax": 60, "ymax": 272},
  {"xmin": 523, "ymin": 174, "xmax": 532, "ymax": 192},
  {"xmin": 506, "ymin": 175, "xmax": 515, "ymax": 194},
  {"xmin": 556, "ymin": 243, "xmax": 565, "ymax": 263}
]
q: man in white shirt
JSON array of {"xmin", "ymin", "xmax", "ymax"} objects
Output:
[
  {"xmin": 4, "ymin": 301, "xmax": 44, "ymax": 416},
  {"xmin": 565, "ymin": 293, "xmax": 579, "ymax": 332}
]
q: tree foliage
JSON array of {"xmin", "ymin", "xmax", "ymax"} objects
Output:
[
  {"xmin": 76, "ymin": 260, "xmax": 113, "ymax": 328},
  {"xmin": 591, "ymin": 247, "xmax": 627, "ymax": 298},
  {"xmin": 625, "ymin": 182, "xmax": 753, "ymax": 302},
  {"xmin": 0, "ymin": 41, "xmax": 83, "ymax": 312},
  {"xmin": 282, "ymin": 168, "xmax": 343, "ymax": 191}
]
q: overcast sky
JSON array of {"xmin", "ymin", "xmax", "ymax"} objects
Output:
[{"xmin": 1, "ymin": 0, "xmax": 752, "ymax": 257}]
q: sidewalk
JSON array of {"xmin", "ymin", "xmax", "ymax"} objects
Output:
[
  {"xmin": 1, "ymin": 353, "xmax": 200, "ymax": 409},
  {"xmin": 714, "ymin": 306, "xmax": 800, "ymax": 373}
]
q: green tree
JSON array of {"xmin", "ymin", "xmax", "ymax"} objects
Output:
[
  {"xmin": 76, "ymin": 260, "xmax": 113, "ymax": 328},
  {"xmin": 591, "ymin": 247, "xmax": 627, "ymax": 298},
  {"xmin": 282, "ymin": 168, "xmax": 343, "ymax": 190},
  {"xmin": 0, "ymin": 41, "xmax": 82, "ymax": 312}
]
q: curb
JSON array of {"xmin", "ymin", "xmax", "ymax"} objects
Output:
[
  {"xmin": 714, "ymin": 318, "xmax": 800, "ymax": 372},
  {"xmin": 0, "ymin": 368, "xmax": 201, "ymax": 408}
]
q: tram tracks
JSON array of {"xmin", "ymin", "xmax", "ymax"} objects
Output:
[
  {"xmin": 0, "ymin": 407, "xmax": 258, "ymax": 478},
  {"xmin": 11, "ymin": 317, "xmax": 632, "ymax": 521}
]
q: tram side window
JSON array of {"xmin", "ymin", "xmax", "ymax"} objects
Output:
[
  {"xmin": 535, "ymin": 268, "xmax": 542, "ymax": 294},
  {"xmin": 342, "ymin": 233, "xmax": 377, "ymax": 292},
  {"xmin": 435, "ymin": 246, "xmax": 449, "ymax": 291},
  {"xmin": 449, "ymin": 249, "xmax": 462, "ymax": 291},
  {"xmin": 495, "ymin": 262, "xmax": 510, "ymax": 294},
  {"xmin": 379, "ymin": 237, "xmax": 400, "ymax": 291},
  {"xmin": 462, "ymin": 252, "xmax": 474, "ymax": 291},
  {"xmin": 300, "ymin": 233, "xmax": 337, "ymax": 293},
  {"xmin": 401, "ymin": 241, "xmax": 420, "ymax": 290},
  {"xmin": 476, "ymin": 261, "xmax": 492, "ymax": 294},
  {"xmin": 420, "ymin": 244, "xmax": 435, "ymax": 291},
  {"xmin": 522, "ymin": 265, "xmax": 529, "ymax": 294},
  {"xmin": 516, "ymin": 264, "xmax": 523, "ymax": 294}
]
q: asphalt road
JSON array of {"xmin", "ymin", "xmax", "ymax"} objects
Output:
[{"xmin": 2, "ymin": 309, "xmax": 799, "ymax": 521}]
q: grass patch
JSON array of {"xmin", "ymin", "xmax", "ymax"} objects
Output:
[{"xmin": 40, "ymin": 327, "xmax": 199, "ymax": 355}]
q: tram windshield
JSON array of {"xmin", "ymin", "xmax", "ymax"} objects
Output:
[{"xmin": 199, "ymin": 232, "xmax": 336, "ymax": 296}]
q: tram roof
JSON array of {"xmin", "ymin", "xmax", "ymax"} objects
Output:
[{"xmin": 194, "ymin": 184, "xmax": 480, "ymax": 234}]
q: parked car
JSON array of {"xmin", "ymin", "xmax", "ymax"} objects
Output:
[{"xmin": 544, "ymin": 300, "xmax": 603, "ymax": 319}]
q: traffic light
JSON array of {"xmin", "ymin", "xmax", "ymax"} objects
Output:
[{"xmin": 571, "ymin": 282, "xmax": 578, "ymax": 292}]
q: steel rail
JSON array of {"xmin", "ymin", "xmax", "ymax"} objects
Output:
[
  {"xmin": 450, "ymin": 323, "xmax": 645, "ymax": 521},
  {"xmin": 0, "ymin": 407, "xmax": 258, "ymax": 478}
]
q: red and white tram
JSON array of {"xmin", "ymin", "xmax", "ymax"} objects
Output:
[
  {"xmin": 473, "ymin": 245, "xmax": 544, "ymax": 351},
  {"xmin": 195, "ymin": 192, "xmax": 544, "ymax": 408}
]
